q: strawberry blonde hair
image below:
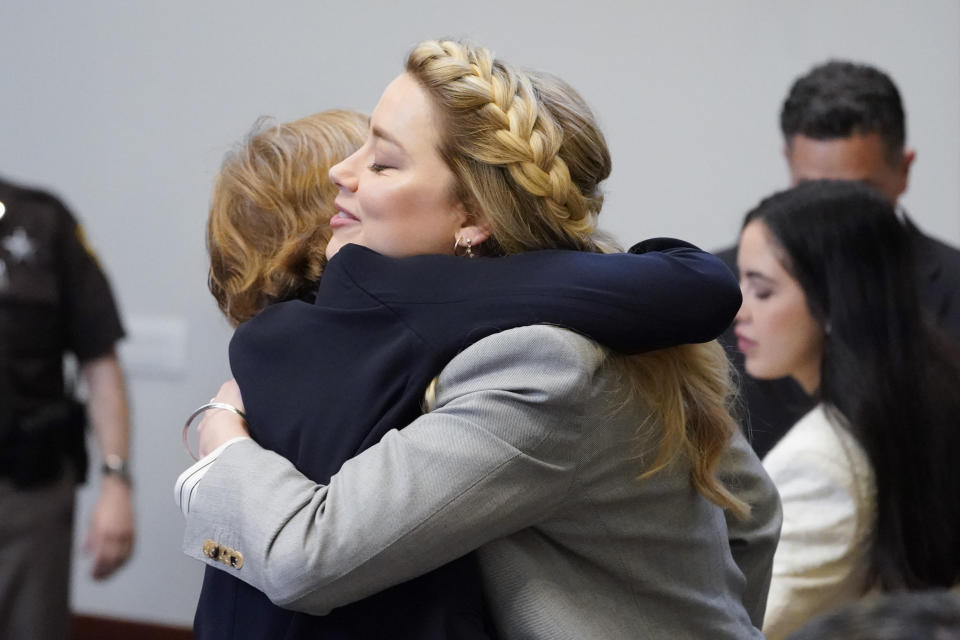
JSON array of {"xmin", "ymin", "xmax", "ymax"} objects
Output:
[{"xmin": 207, "ymin": 110, "xmax": 368, "ymax": 325}]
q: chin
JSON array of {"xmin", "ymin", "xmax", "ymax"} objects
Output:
[{"xmin": 744, "ymin": 359, "xmax": 782, "ymax": 382}]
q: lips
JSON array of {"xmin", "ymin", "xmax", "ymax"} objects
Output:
[
  {"xmin": 734, "ymin": 330, "xmax": 756, "ymax": 353},
  {"xmin": 330, "ymin": 206, "xmax": 359, "ymax": 228}
]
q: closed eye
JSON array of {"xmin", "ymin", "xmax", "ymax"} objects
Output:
[
  {"xmin": 368, "ymin": 163, "xmax": 391, "ymax": 173},
  {"xmin": 742, "ymin": 270, "xmax": 776, "ymax": 300}
]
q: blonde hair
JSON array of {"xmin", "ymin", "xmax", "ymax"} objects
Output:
[
  {"xmin": 409, "ymin": 40, "xmax": 748, "ymax": 518},
  {"xmin": 617, "ymin": 345, "xmax": 749, "ymax": 519},
  {"xmin": 207, "ymin": 110, "xmax": 368, "ymax": 325},
  {"xmin": 407, "ymin": 41, "xmax": 608, "ymax": 255}
]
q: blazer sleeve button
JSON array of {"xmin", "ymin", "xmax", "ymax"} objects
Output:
[
  {"xmin": 202, "ymin": 539, "xmax": 219, "ymax": 559},
  {"xmin": 214, "ymin": 544, "xmax": 244, "ymax": 570}
]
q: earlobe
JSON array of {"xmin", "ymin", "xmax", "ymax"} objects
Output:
[
  {"xmin": 782, "ymin": 144, "xmax": 800, "ymax": 186},
  {"xmin": 453, "ymin": 200, "xmax": 492, "ymax": 247},
  {"xmin": 902, "ymin": 148, "xmax": 916, "ymax": 178},
  {"xmin": 459, "ymin": 220, "xmax": 491, "ymax": 248},
  {"xmin": 896, "ymin": 148, "xmax": 916, "ymax": 199}
]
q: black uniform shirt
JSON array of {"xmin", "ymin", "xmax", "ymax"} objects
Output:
[{"xmin": 0, "ymin": 177, "xmax": 124, "ymax": 418}]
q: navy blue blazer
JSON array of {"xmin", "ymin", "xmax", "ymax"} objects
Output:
[{"xmin": 194, "ymin": 240, "xmax": 741, "ymax": 639}]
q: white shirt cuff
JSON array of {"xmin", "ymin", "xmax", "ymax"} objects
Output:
[{"xmin": 174, "ymin": 437, "xmax": 250, "ymax": 516}]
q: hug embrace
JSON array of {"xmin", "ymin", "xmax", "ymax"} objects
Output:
[{"xmin": 177, "ymin": 39, "xmax": 781, "ymax": 639}]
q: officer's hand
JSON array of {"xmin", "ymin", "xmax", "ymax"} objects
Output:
[
  {"xmin": 197, "ymin": 379, "xmax": 250, "ymax": 457},
  {"xmin": 84, "ymin": 477, "xmax": 135, "ymax": 580}
]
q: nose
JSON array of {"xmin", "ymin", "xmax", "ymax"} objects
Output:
[
  {"xmin": 734, "ymin": 282, "xmax": 749, "ymax": 324},
  {"xmin": 329, "ymin": 149, "xmax": 360, "ymax": 192}
]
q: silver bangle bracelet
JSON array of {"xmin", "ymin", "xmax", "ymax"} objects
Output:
[{"xmin": 182, "ymin": 402, "xmax": 247, "ymax": 461}]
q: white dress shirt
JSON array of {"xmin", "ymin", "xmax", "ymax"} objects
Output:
[{"xmin": 175, "ymin": 437, "xmax": 250, "ymax": 515}]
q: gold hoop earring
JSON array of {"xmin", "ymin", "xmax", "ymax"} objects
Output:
[{"xmin": 454, "ymin": 235, "xmax": 474, "ymax": 258}]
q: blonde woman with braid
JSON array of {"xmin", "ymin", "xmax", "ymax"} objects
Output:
[
  {"xmin": 194, "ymin": 109, "xmax": 746, "ymax": 639},
  {"xmin": 181, "ymin": 40, "xmax": 780, "ymax": 639}
]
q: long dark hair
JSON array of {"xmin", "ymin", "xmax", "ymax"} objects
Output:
[{"xmin": 744, "ymin": 180, "xmax": 960, "ymax": 590}]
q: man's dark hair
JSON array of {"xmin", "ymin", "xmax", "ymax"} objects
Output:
[{"xmin": 780, "ymin": 60, "xmax": 905, "ymax": 163}]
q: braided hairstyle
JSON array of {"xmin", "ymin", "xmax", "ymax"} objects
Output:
[
  {"xmin": 406, "ymin": 40, "xmax": 609, "ymax": 255},
  {"xmin": 409, "ymin": 40, "xmax": 748, "ymax": 518}
]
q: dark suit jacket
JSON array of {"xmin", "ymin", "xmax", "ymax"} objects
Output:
[
  {"xmin": 194, "ymin": 240, "xmax": 741, "ymax": 639},
  {"xmin": 716, "ymin": 215, "xmax": 960, "ymax": 458}
]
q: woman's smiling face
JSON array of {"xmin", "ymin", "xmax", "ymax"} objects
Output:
[{"xmin": 326, "ymin": 72, "xmax": 487, "ymax": 260}]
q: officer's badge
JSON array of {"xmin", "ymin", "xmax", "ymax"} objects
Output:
[{"xmin": 2, "ymin": 227, "xmax": 36, "ymax": 263}]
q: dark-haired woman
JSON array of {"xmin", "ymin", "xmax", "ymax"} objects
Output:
[{"xmin": 734, "ymin": 179, "xmax": 960, "ymax": 639}]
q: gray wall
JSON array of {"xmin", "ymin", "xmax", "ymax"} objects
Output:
[{"xmin": 0, "ymin": 0, "xmax": 957, "ymax": 626}]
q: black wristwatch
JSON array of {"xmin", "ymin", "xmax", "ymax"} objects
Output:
[{"xmin": 102, "ymin": 454, "xmax": 132, "ymax": 486}]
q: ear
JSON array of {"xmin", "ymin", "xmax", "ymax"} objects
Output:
[
  {"xmin": 452, "ymin": 199, "xmax": 492, "ymax": 247},
  {"xmin": 458, "ymin": 219, "xmax": 491, "ymax": 247},
  {"xmin": 900, "ymin": 147, "xmax": 916, "ymax": 183},
  {"xmin": 892, "ymin": 147, "xmax": 915, "ymax": 201},
  {"xmin": 782, "ymin": 141, "xmax": 799, "ymax": 185}
]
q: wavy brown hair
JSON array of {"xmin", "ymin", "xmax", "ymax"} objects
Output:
[
  {"xmin": 207, "ymin": 110, "xmax": 368, "ymax": 325},
  {"xmin": 409, "ymin": 40, "xmax": 748, "ymax": 518}
]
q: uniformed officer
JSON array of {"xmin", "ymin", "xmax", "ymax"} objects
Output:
[{"xmin": 0, "ymin": 176, "xmax": 134, "ymax": 640}]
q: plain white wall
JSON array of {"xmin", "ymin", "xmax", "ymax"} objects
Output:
[{"xmin": 0, "ymin": 0, "xmax": 957, "ymax": 627}]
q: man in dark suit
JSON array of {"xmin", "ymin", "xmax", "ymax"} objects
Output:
[{"xmin": 717, "ymin": 60, "xmax": 960, "ymax": 457}]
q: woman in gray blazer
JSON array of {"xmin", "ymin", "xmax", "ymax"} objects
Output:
[{"xmin": 182, "ymin": 39, "xmax": 780, "ymax": 639}]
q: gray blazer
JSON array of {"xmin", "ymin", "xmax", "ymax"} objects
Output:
[{"xmin": 183, "ymin": 326, "xmax": 780, "ymax": 639}]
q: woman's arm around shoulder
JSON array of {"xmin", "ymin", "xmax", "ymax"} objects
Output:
[
  {"xmin": 337, "ymin": 238, "xmax": 741, "ymax": 354},
  {"xmin": 623, "ymin": 237, "xmax": 742, "ymax": 347},
  {"xmin": 182, "ymin": 326, "xmax": 604, "ymax": 614}
]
